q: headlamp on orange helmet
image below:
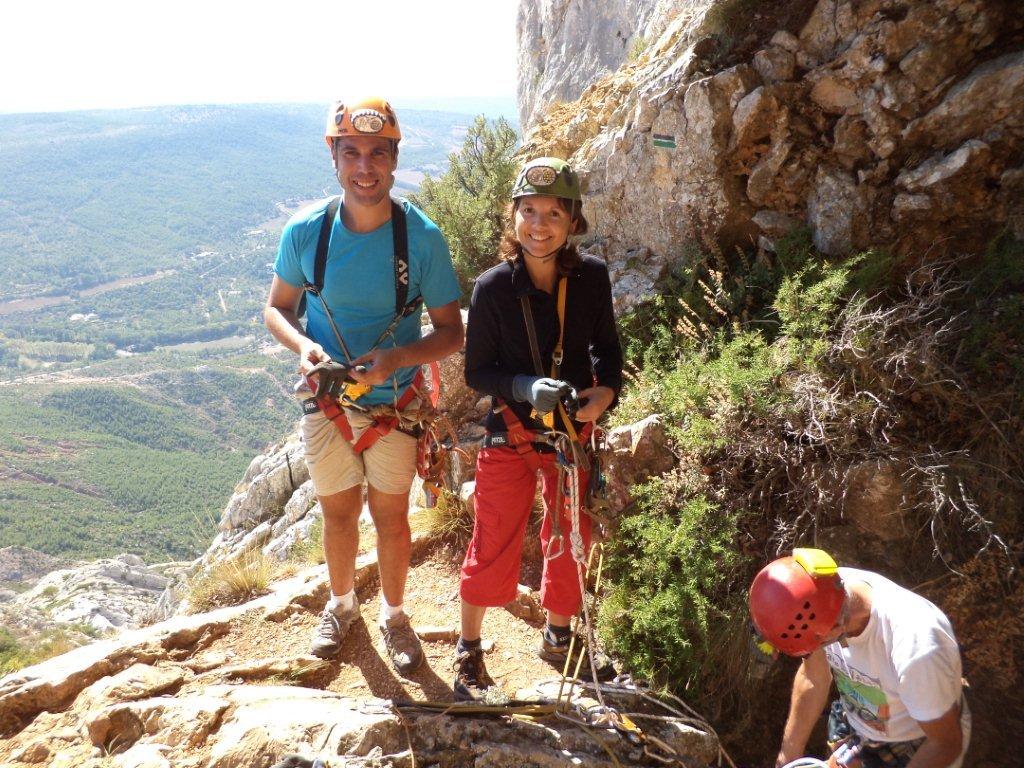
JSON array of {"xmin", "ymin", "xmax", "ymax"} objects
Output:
[
  {"xmin": 324, "ymin": 97, "xmax": 402, "ymax": 151},
  {"xmin": 748, "ymin": 548, "xmax": 847, "ymax": 659}
]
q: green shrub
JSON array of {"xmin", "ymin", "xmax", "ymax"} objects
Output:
[
  {"xmin": 600, "ymin": 482, "xmax": 751, "ymax": 687},
  {"xmin": 411, "ymin": 116, "xmax": 518, "ymax": 294},
  {"xmin": 0, "ymin": 626, "xmax": 82, "ymax": 675}
]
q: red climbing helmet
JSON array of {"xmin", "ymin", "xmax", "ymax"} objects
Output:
[{"xmin": 749, "ymin": 548, "xmax": 846, "ymax": 657}]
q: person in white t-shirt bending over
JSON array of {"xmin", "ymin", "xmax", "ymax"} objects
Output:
[{"xmin": 749, "ymin": 548, "xmax": 970, "ymax": 768}]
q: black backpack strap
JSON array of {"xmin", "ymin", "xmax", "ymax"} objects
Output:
[
  {"xmin": 390, "ymin": 199, "xmax": 411, "ymax": 317},
  {"xmin": 519, "ymin": 294, "xmax": 546, "ymax": 377},
  {"xmin": 310, "ymin": 196, "xmax": 341, "ymax": 295}
]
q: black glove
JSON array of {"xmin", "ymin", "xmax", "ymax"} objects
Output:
[{"xmin": 307, "ymin": 360, "xmax": 354, "ymax": 399}]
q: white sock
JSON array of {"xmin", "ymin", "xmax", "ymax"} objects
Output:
[
  {"xmin": 379, "ymin": 597, "xmax": 404, "ymax": 625},
  {"xmin": 327, "ymin": 590, "xmax": 356, "ymax": 614}
]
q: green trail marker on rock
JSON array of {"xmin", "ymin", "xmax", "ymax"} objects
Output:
[{"xmin": 653, "ymin": 133, "xmax": 676, "ymax": 149}]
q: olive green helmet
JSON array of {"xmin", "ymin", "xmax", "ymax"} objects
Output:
[{"xmin": 511, "ymin": 157, "xmax": 582, "ymax": 202}]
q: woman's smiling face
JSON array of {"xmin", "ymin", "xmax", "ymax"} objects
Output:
[{"xmin": 514, "ymin": 195, "xmax": 574, "ymax": 260}]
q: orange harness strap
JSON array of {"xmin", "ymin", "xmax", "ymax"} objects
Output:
[
  {"xmin": 495, "ymin": 400, "xmax": 592, "ymax": 475},
  {"xmin": 311, "ymin": 362, "xmax": 440, "ymax": 454}
]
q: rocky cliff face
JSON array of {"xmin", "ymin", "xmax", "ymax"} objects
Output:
[
  {"xmin": 517, "ymin": 0, "xmax": 706, "ymax": 129},
  {"xmin": 520, "ymin": 0, "xmax": 1024, "ymax": 310}
]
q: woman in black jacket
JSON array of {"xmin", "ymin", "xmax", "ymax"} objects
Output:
[{"xmin": 453, "ymin": 157, "xmax": 623, "ymax": 701}]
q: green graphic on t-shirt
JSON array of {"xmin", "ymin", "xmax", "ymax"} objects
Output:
[{"xmin": 835, "ymin": 670, "xmax": 891, "ymax": 734}]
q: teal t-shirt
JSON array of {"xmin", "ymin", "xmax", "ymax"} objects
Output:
[{"xmin": 274, "ymin": 196, "xmax": 461, "ymax": 405}]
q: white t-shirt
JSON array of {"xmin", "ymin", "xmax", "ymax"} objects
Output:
[{"xmin": 823, "ymin": 568, "xmax": 965, "ymax": 743}]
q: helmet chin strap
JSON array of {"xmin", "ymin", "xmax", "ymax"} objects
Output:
[{"xmin": 523, "ymin": 244, "xmax": 561, "ymax": 263}]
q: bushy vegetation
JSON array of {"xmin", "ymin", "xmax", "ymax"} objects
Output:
[
  {"xmin": 599, "ymin": 233, "xmax": 1023, "ymax": 745},
  {"xmin": 185, "ymin": 548, "xmax": 280, "ymax": 612},
  {"xmin": 411, "ymin": 115, "xmax": 518, "ymax": 294},
  {"xmin": 0, "ymin": 625, "xmax": 89, "ymax": 676}
]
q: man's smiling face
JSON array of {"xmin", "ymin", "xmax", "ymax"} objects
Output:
[{"xmin": 332, "ymin": 135, "xmax": 397, "ymax": 208}]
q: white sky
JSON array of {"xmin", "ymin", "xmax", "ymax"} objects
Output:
[{"xmin": 0, "ymin": 0, "xmax": 519, "ymax": 114}]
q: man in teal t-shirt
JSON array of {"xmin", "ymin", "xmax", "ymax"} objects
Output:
[{"xmin": 264, "ymin": 97, "xmax": 463, "ymax": 675}]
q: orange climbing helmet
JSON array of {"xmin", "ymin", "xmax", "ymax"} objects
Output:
[
  {"xmin": 749, "ymin": 548, "xmax": 847, "ymax": 657},
  {"xmin": 324, "ymin": 97, "xmax": 402, "ymax": 149}
]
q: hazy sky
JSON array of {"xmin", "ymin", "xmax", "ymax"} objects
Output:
[{"xmin": 1, "ymin": 0, "xmax": 519, "ymax": 114}]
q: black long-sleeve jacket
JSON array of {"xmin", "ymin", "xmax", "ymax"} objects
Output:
[{"xmin": 464, "ymin": 254, "xmax": 623, "ymax": 435}]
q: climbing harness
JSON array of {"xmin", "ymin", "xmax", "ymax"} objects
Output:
[{"xmin": 297, "ymin": 196, "xmax": 460, "ymax": 504}]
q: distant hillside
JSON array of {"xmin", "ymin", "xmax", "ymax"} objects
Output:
[
  {"xmin": 0, "ymin": 103, "xmax": 475, "ymax": 302},
  {"xmin": 0, "ymin": 103, "xmax": 492, "ymax": 561}
]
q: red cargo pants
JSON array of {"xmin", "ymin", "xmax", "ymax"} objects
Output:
[{"xmin": 460, "ymin": 445, "xmax": 592, "ymax": 617}]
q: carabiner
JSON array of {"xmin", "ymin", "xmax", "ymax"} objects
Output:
[{"xmin": 544, "ymin": 534, "xmax": 565, "ymax": 561}]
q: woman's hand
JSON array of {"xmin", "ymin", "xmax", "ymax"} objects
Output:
[{"xmin": 574, "ymin": 386, "xmax": 615, "ymax": 422}]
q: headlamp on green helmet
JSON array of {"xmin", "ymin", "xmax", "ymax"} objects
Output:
[{"xmin": 512, "ymin": 157, "xmax": 582, "ymax": 202}]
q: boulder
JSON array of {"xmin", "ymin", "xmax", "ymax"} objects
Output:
[
  {"xmin": 204, "ymin": 686, "xmax": 402, "ymax": 768},
  {"xmin": 904, "ymin": 50, "xmax": 1024, "ymax": 151},
  {"xmin": 753, "ymin": 46, "xmax": 796, "ymax": 84},
  {"xmin": 807, "ymin": 166, "xmax": 867, "ymax": 255},
  {"xmin": 604, "ymin": 415, "xmax": 675, "ymax": 511}
]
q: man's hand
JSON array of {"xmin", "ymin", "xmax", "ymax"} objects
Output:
[
  {"xmin": 298, "ymin": 339, "xmax": 330, "ymax": 377},
  {"xmin": 351, "ymin": 347, "xmax": 404, "ymax": 386},
  {"xmin": 574, "ymin": 386, "xmax": 615, "ymax": 422}
]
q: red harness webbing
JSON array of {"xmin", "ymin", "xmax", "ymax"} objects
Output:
[
  {"xmin": 494, "ymin": 401, "xmax": 592, "ymax": 474},
  {"xmin": 311, "ymin": 362, "xmax": 441, "ymax": 453}
]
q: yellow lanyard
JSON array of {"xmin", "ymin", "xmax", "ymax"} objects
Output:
[{"xmin": 540, "ymin": 278, "xmax": 579, "ymax": 442}]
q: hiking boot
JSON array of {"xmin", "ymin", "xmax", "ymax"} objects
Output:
[
  {"xmin": 538, "ymin": 627, "xmax": 617, "ymax": 681},
  {"xmin": 380, "ymin": 613, "xmax": 424, "ymax": 675},
  {"xmin": 310, "ymin": 604, "xmax": 359, "ymax": 659},
  {"xmin": 453, "ymin": 647, "xmax": 496, "ymax": 702}
]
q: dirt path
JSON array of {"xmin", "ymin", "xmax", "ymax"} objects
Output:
[{"xmin": 193, "ymin": 547, "xmax": 562, "ymax": 704}]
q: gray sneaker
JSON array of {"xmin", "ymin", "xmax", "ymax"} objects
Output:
[
  {"xmin": 380, "ymin": 613, "xmax": 424, "ymax": 675},
  {"xmin": 310, "ymin": 604, "xmax": 359, "ymax": 659}
]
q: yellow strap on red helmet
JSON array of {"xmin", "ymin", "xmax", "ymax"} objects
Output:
[{"xmin": 793, "ymin": 548, "xmax": 839, "ymax": 578}]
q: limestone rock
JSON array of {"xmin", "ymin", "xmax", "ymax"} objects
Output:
[
  {"xmin": 218, "ymin": 436, "xmax": 306, "ymax": 533},
  {"xmin": 732, "ymin": 86, "xmax": 780, "ymax": 148},
  {"xmin": 807, "ymin": 166, "xmax": 867, "ymax": 256},
  {"xmin": 753, "ymin": 46, "xmax": 795, "ymax": 84},
  {"xmin": 904, "ymin": 50, "xmax": 1024, "ymax": 151},
  {"xmin": 115, "ymin": 743, "xmax": 172, "ymax": 768},
  {"xmin": 11, "ymin": 554, "xmax": 173, "ymax": 634},
  {"xmin": 520, "ymin": 0, "xmax": 1024, "ymax": 265},
  {"xmin": 604, "ymin": 415, "xmax": 675, "ymax": 511},
  {"xmin": 79, "ymin": 663, "xmax": 184, "ymax": 706},
  {"xmin": 517, "ymin": 0, "xmax": 704, "ymax": 130},
  {"xmin": 205, "ymin": 686, "xmax": 401, "ymax": 768}
]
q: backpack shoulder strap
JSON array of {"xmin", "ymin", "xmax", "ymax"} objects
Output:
[
  {"xmin": 391, "ymin": 198, "xmax": 410, "ymax": 316},
  {"xmin": 311, "ymin": 196, "xmax": 342, "ymax": 294}
]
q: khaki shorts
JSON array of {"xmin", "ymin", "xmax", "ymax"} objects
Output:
[{"xmin": 300, "ymin": 406, "xmax": 419, "ymax": 497}]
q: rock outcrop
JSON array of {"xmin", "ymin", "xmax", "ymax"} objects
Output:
[
  {"xmin": 0, "ymin": 537, "xmax": 718, "ymax": 768},
  {"xmin": 520, "ymin": 0, "xmax": 1024, "ymax": 310},
  {"xmin": 517, "ymin": 0, "xmax": 706, "ymax": 129}
]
